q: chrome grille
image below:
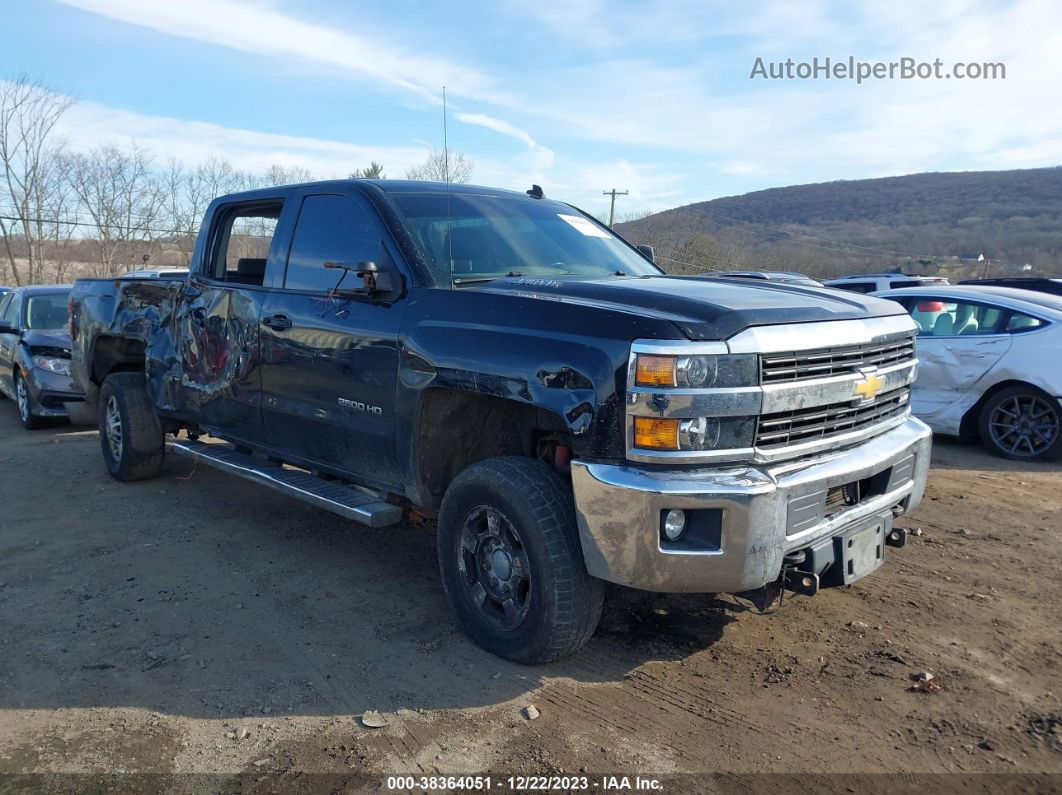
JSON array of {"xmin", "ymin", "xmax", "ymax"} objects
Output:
[
  {"xmin": 760, "ymin": 335, "xmax": 915, "ymax": 383},
  {"xmin": 756, "ymin": 388, "xmax": 910, "ymax": 448}
]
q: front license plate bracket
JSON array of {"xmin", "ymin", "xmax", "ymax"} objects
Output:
[{"xmin": 834, "ymin": 515, "xmax": 889, "ymax": 585}]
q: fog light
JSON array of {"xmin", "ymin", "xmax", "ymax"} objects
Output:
[{"xmin": 663, "ymin": 509, "xmax": 687, "ymax": 541}]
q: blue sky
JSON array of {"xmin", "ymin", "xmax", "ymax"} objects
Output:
[{"xmin": 2, "ymin": 0, "xmax": 1060, "ymax": 218}]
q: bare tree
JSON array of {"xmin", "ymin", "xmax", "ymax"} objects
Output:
[
  {"xmin": 257, "ymin": 163, "xmax": 314, "ymax": 188},
  {"xmin": 160, "ymin": 156, "xmax": 246, "ymax": 263},
  {"xmin": 405, "ymin": 149, "xmax": 473, "ymax": 183},
  {"xmin": 0, "ymin": 74, "xmax": 75, "ymax": 285},
  {"xmin": 36, "ymin": 152, "xmax": 79, "ymax": 282},
  {"xmin": 65, "ymin": 143, "xmax": 165, "ymax": 277}
]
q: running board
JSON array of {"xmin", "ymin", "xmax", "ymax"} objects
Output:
[{"xmin": 170, "ymin": 440, "xmax": 403, "ymax": 528}]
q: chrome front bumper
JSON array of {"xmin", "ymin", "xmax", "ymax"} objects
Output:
[{"xmin": 571, "ymin": 417, "xmax": 932, "ymax": 593}]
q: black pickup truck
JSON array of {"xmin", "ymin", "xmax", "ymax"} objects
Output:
[{"xmin": 69, "ymin": 179, "xmax": 931, "ymax": 663}]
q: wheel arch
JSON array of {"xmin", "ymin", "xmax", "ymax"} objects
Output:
[
  {"xmin": 960, "ymin": 378, "xmax": 1055, "ymax": 440},
  {"xmin": 410, "ymin": 387, "xmax": 572, "ymax": 511},
  {"xmin": 90, "ymin": 335, "xmax": 147, "ymax": 386}
]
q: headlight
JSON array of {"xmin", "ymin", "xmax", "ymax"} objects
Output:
[
  {"xmin": 33, "ymin": 356, "xmax": 71, "ymax": 375},
  {"xmin": 634, "ymin": 353, "xmax": 757, "ymax": 388},
  {"xmin": 634, "ymin": 415, "xmax": 755, "ymax": 451}
]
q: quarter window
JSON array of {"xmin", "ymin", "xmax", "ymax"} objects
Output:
[
  {"xmin": 284, "ymin": 194, "xmax": 383, "ymax": 293},
  {"xmin": 1004, "ymin": 312, "xmax": 1044, "ymax": 332}
]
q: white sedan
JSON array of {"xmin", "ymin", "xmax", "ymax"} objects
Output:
[{"xmin": 873, "ymin": 285, "xmax": 1062, "ymax": 461}]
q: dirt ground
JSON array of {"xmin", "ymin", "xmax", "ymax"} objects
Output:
[{"xmin": 0, "ymin": 399, "xmax": 1059, "ymax": 791}]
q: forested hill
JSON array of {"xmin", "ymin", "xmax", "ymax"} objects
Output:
[{"xmin": 614, "ymin": 167, "xmax": 1062, "ymax": 278}]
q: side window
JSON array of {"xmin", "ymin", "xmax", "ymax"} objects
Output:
[
  {"xmin": 1004, "ymin": 312, "xmax": 1045, "ymax": 332},
  {"xmin": 837, "ymin": 281, "xmax": 875, "ymax": 293},
  {"xmin": 208, "ymin": 202, "xmax": 283, "ymax": 286},
  {"xmin": 284, "ymin": 194, "xmax": 383, "ymax": 293},
  {"xmin": 0, "ymin": 292, "xmax": 14, "ymax": 324},
  {"xmin": 889, "ymin": 280, "xmax": 922, "ymax": 289},
  {"xmin": 0, "ymin": 293, "xmax": 15, "ymax": 325},
  {"xmin": 913, "ymin": 299, "xmax": 1004, "ymax": 336}
]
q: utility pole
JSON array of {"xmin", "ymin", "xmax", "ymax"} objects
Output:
[{"xmin": 602, "ymin": 188, "xmax": 628, "ymax": 226}]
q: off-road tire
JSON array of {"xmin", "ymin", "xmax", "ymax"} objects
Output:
[
  {"xmin": 979, "ymin": 384, "xmax": 1062, "ymax": 462},
  {"xmin": 437, "ymin": 456, "xmax": 604, "ymax": 664},
  {"xmin": 98, "ymin": 372, "xmax": 165, "ymax": 481},
  {"xmin": 15, "ymin": 372, "xmax": 48, "ymax": 430}
]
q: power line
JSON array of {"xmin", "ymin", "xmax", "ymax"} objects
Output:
[{"xmin": 0, "ymin": 213, "xmax": 192, "ymax": 237}]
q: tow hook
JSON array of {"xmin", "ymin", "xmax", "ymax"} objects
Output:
[
  {"xmin": 885, "ymin": 527, "xmax": 907, "ymax": 548},
  {"xmin": 783, "ymin": 568, "xmax": 820, "ymax": 597},
  {"xmin": 735, "ymin": 550, "xmax": 819, "ymax": 612},
  {"xmin": 780, "ymin": 549, "xmax": 820, "ymax": 597}
]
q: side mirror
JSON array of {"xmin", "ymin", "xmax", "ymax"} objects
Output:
[
  {"xmin": 323, "ymin": 260, "xmax": 399, "ymax": 296},
  {"xmin": 637, "ymin": 244, "xmax": 656, "ymax": 264}
]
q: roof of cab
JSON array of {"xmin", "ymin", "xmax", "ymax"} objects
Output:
[{"xmin": 217, "ymin": 179, "xmax": 543, "ymax": 203}]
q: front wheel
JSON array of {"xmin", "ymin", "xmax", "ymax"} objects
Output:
[
  {"xmin": 15, "ymin": 373, "xmax": 47, "ymax": 430},
  {"xmin": 979, "ymin": 385, "xmax": 1062, "ymax": 461},
  {"xmin": 98, "ymin": 372, "xmax": 165, "ymax": 481},
  {"xmin": 437, "ymin": 457, "xmax": 604, "ymax": 664}
]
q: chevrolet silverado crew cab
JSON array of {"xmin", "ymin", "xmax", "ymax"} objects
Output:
[{"xmin": 69, "ymin": 180, "xmax": 931, "ymax": 664}]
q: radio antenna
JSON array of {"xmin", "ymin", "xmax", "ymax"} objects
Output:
[
  {"xmin": 442, "ymin": 86, "xmax": 450, "ymax": 183},
  {"xmin": 443, "ymin": 85, "xmax": 455, "ymax": 289}
]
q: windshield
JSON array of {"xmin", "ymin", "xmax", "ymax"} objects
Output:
[
  {"xmin": 25, "ymin": 293, "xmax": 70, "ymax": 330},
  {"xmin": 390, "ymin": 193, "xmax": 661, "ymax": 285}
]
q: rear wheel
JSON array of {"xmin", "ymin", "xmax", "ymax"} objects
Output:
[
  {"xmin": 15, "ymin": 373, "xmax": 47, "ymax": 430},
  {"xmin": 437, "ymin": 457, "xmax": 604, "ymax": 664},
  {"xmin": 98, "ymin": 372, "xmax": 165, "ymax": 481},
  {"xmin": 979, "ymin": 385, "xmax": 1062, "ymax": 462}
]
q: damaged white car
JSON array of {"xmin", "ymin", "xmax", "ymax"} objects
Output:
[{"xmin": 873, "ymin": 285, "xmax": 1062, "ymax": 461}]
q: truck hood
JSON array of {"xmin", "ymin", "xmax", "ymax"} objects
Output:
[
  {"xmin": 21, "ymin": 329, "xmax": 72, "ymax": 351},
  {"xmin": 479, "ymin": 275, "xmax": 907, "ymax": 340}
]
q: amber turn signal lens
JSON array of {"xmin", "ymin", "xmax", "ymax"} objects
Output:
[
  {"xmin": 633, "ymin": 417, "xmax": 680, "ymax": 450},
  {"xmin": 635, "ymin": 355, "xmax": 676, "ymax": 387}
]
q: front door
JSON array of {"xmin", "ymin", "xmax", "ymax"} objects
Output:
[
  {"xmin": 176, "ymin": 200, "xmax": 287, "ymax": 444},
  {"xmin": 259, "ymin": 189, "xmax": 408, "ymax": 488}
]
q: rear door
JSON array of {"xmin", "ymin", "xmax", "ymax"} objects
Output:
[
  {"xmin": 899, "ymin": 295, "xmax": 1011, "ymax": 428},
  {"xmin": 259, "ymin": 188, "xmax": 409, "ymax": 488},
  {"xmin": 176, "ymin": 198, "xmax": 290, "ymax": 444}
]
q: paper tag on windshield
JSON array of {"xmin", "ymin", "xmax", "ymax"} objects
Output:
[{"xmin": 558, "ymin": 214, "xmax": 612, "ymax": 238}]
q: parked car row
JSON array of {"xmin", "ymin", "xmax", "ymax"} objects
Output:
[{"xmin": 1, "ymin": 265, "xmax": 1059, "ymax": 464}]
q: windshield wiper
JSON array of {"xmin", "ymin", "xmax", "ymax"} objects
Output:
[{"xmin": 452, "ymin": 271, "xmax": 524, "ymax": 286}]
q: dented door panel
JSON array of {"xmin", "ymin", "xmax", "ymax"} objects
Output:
[
  {"xmin": 178, "ymin": 281, "xmax": 266, "ymax": 441},
  {"xmin": 911, "ymin": 335, "xmax": 1011, "ymax": 432}
]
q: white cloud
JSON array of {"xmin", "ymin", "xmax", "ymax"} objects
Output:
[
  {"xmin": 512, "ymin": 0, "xmax": 1062, "ymax": 185},
  {"xmin": 39, "ymin": 0, "xmax": 1062, "ymax": 214},
  {"xmin": 56, "ymin": 99, "xmax": 429, "ymax": 177},
  {"xmin": 455, "ymin": 112, "xmax": 555, "ymax": 169},
  {"xmin": 56, "ymin": 0, "xmax": 509, "ymax": 105}
]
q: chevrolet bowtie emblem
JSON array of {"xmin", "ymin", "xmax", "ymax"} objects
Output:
[{"xmin": 854, "ymin": 372, "xmax": 885, "ymax": 401}]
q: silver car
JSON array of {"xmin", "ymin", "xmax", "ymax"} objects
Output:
[{"xmin": 874, "ymin": 285, "xmax": 1062, "ymax": 461}]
